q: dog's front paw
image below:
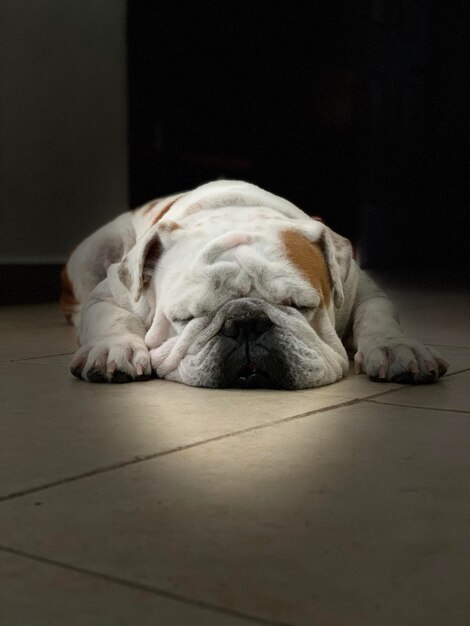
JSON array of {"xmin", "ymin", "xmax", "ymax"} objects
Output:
[
  {"xmin": 70, "ymin": 336, "xmax": 152, "ymax": 383},
  {"xmin": 354, "ymin": 338, "xmax": 448, "ymax": 384}
]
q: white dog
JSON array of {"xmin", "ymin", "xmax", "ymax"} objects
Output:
[{"xmin": 61, "ymin": 180, "xmax": 448, "ymax": 389}]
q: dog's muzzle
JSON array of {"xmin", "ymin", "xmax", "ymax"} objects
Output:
[
  {"xmin": 219, "ymin": 314, "xmax": 283, "ymax": 389},
  {"xmin": 150, "ymin": 298, "xmax": 306, "ymax": 389}
]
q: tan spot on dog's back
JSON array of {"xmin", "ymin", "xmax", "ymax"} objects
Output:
[
  {"xmin": 143, "ymin": 198, "xmax": 162, "ymax": 215},
  {"xmin": 151, "ymin": 195, "xmax": 183, "ymax": 225},
  {"xmin": 280, "ymin": 230, "xmax": 331, "ymax": 305}
]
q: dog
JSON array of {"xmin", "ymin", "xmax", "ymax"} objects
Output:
[{"xmin": 61, "ymin": 180, "xmax": 448, "ymax": 389}]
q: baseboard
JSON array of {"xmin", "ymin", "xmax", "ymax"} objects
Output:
[{"xmin": 0, "ymin": 264, "xmax": 63, "ymax": 305}]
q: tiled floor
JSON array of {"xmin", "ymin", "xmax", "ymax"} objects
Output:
[{"xmin": 1, "ymin": 287, "xmax": 469, "ymax": 625}]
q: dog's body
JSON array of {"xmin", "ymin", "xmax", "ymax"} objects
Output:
[{"xmin": 63, "ymin": 180, "xmax": 447, "ymax": 389}]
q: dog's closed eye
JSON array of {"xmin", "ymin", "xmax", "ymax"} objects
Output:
[
  {"xmin": 171, "ymin": 315, "xmax": 194, "ymax": 324},
  {"xmin": 282, "ymin": 300, "xmax": 314, "ymax": 314}
]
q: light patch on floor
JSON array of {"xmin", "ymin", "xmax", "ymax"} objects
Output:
[{"xmin": 0, "ymin": 289, "xmax": 469, "ymax": 625}]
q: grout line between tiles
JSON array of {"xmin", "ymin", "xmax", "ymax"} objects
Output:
[
  {"xmin": 442, "ymin": 367, "xmax": 470, "ymax": 377},
  {"xmin": 0, "ymin": 544, "xmax": 287, "ymax": 626},
  {"xmin": 364, "ymin": 399, "xmax": 470, "ymax": 415},
  {"xmin": 0, "ymin": 398, "xmax": 362, "ymax": 503},
  {"xmin": 8, "ymin": 351, "xmax": 74, "ymax": 363},
  {"xmin": 428, "ymin": 367, "xmax": 470, "ymax": 378},
  {"xmin": 428, "ymin": 343, "xmax": 470, "ymax": 349}
]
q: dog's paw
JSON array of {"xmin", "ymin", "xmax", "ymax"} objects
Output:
[
  {"xmin": 70, "ymin": 336, "xmax": 152, "ymax": 383},
  {"xmin": 354, "ymin": 338, "xmax": 448, "ymax": 384}
]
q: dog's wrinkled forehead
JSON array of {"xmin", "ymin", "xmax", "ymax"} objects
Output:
[
  {"xmin": 216, "ymin": 296, "xmax": 275, "ymax": 320},
  {"xmin": 156, "ymin": 224, "xmax": 330, "ymax": 323}
]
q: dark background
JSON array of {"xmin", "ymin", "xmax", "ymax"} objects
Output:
[
  {"xmin": 128, "ymin": 0, "xmax": 469, "ymax": 270},
  {"xmin": 2, "ymin": 0, "xmax": 468, "ymax": 304}
]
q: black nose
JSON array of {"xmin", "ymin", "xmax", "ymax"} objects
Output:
[{"xmin": 221, "ymin": 315, "xmax": 273, "ymax": 340}]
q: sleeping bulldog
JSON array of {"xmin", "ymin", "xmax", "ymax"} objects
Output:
[{"xmin": 61, "ymin": 180, "xmax": 448, "ymax": 389}]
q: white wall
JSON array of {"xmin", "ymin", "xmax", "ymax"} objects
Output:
[{"xmin": 0, "ymin": 0, "xmax": 128, "ymax": 262}]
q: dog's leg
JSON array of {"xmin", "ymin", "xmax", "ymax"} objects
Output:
[
  {"xmin": 61, "ymin": 212, "xmax": 136, "ymax": 327},
  {"xmin": 351, "ymin": 272, "xmax": 448, "ymax": 383},
  {"xmin": 69, "ymin": 280, "xmax": 152, "ymax": 383}
]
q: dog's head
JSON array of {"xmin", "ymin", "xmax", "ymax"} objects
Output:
[{"xmin": 109, "ymin": 193, "xmax": 352, "ymax": 389}]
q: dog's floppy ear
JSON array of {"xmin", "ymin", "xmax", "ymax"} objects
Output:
[
  {"xmin": 116, "ymin": 221, "xmax": 182, "ymax": 303},
  {"xmin": 316, "ymin": 226, "xmax": 351, "ymax": 309},
  {"xmin": 116, "ymin": 225, "xmax": 161, "ymax": 302}
]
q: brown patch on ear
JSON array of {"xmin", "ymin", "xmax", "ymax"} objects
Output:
[
  {"xmin": 59, "ymin": 266, "xmax": 79, "ymax": 324},
  {"xmin": 280, "ymin": 230, "xmax": 331, "ymax": 306},
  {"xmin": 151, "ymin": 195, "xmax": 183, "ymax": 225}
]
